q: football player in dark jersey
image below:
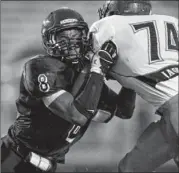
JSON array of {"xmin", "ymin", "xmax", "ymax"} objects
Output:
[
  {"xmin": 1, "ymin": 7, "xmax": 119, "ymax": 173},
  {"xmin": 1, "ymin": 6, "xmax": 137, "ymax": 173}
]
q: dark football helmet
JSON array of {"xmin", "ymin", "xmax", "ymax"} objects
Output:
[
  {"xmin": 98, "ymin": 0, "xmax": 152, "ymax": 19},
  {"xmin": 41, "ymin": 7, "xmax": 89, "ymax": 65}
]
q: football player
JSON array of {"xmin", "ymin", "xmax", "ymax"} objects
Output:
[
  {"xmin": 1, "ymin": 7, "xmax": 118, "ymax": 173},
  {"xmin": 89, "ymin": 0, "xmax": 179, "ymax": 172}
]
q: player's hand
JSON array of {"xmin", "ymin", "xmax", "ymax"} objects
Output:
[
  {"xmin": 90, "ymin": 51, "xmax": 116, "ymax": 75},
  {"xmin": 90, "ymin": 52, "xmax": 103, "ymax": 75},
  {"xmin": 98, "ymin": 40, "xmax": 118, "ymax": 74}
]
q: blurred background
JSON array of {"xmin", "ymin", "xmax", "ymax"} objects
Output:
[{"xmin": 1, "ymin": 1, "xmax": 178, "ymax": 172}]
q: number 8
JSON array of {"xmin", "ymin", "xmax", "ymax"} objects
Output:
[{"xmin": 38, "ymin": 74, "xmax": 50, "ymax": 93}]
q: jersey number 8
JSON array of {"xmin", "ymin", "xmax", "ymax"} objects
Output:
[
  {"xmin": 38, "ymin": 74, "xmax": 50, "ymax": 93},
  {"xmin": 131, "ymin": 21, "xmax": 178, "ymax": 64}
]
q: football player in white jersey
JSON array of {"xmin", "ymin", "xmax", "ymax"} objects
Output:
[{"xmin": 89, "ymin": 0, "xmax": 178, "ymax": 172}]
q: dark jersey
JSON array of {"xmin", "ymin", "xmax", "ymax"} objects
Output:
[{"xmin": 8, "ymin": 55, "xmax": 89, "ymax": 162}]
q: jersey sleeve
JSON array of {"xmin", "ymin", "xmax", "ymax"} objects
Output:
[
  {"xmin": 89, "ymin": 20, "xmax": 116, "ymax": 53},
  {"xmin": 22, "ymin": 55, "xmax": 74, "ymax": 98}
]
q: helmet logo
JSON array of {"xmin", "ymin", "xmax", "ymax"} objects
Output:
[
  {"xmin": 60, "ymin": 18, "xmax": 78, "ymax": 24},
  {"xmin": 43, "ymin": 19, "xmax": 51, "ymax": 26}
]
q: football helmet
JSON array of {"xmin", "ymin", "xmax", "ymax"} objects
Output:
[
  {"xmin": 98, "ymin": 0, "xmax": 152, "ymax": 19},
  {"xmin": 41, "ymin": 7, "xmax": 89, "ymax": 65}
]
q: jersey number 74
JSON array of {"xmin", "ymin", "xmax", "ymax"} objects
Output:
[{"xmin": 131, "ymin": 21, "xmax": 178, "ymax": 64}]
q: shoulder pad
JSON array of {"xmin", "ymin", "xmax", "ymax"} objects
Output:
[{"xmin": 22, "ymin": 54, "xmax": 75, "ymax": 98}]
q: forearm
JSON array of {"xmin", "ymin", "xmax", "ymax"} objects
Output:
[
  {"xmin": 90, "ymin": 85, "xmax": 136, "ymax": 123},
  {"xmin": 42, "ymin": 90, "xmax": 89, "ymax": 126},
  {"xmin": 74, "ymin": 72, "xmax": 104, "ymax": 120},
  {"xmin": 42, "ymin": 71, "xmax": 104, "ymax": 126},
  {"xmin": 115, "ymin": 87, "xmax": 136, "ymax": 119},
  {"xmin": 91, "ymin": 83, "xmax": 117, "ymax": 123}
]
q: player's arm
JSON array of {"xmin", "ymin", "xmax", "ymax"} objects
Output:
[
  {"xmin": 22, "ymin": 60, "xmax": 101, "ymax": 126},
  {"xmin": 92, "ymin": 84, "xmax": 136, "ymax": 123},
  {"xmin": 88, "ymin": 24, "xmax": 136, "ymax": 122},
  {"xmin": 43, "ymin": 56, "xmax": 117, "ymax": 126},
  {"xmin": 42, "ymin": 72, "xmax": 104, "ymax": 126},
  {"xmin": 23, "ymin": 55, "xmax": 116, "ymax": 126},
  {"xmin": 115, "ymin": 87, "xmax": 136, "ymax": 119},
  {"xmin": 91, "ymin": 83, "xmax": 117, "ymax": 123}
]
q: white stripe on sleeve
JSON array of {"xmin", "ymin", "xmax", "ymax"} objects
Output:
[{"xmin": 42, "ymin": 90, "xmax": 66, "ymax": 107}]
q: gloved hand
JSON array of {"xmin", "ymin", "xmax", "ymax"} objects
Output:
[
  {"xmin": 98, "ymin": 40, "xmax": 118, "ymax": 74},
  {"xmin": 90, "ymin": 40, "xmax": 118, "ymax": 75}
]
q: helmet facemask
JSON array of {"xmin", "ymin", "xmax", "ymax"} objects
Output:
[{"xmin": 43, "ymin": 28, "xmax": 88, "ymax": 65}]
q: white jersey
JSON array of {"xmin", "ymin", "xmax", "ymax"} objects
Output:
[{"xmin": 90, "ymin": 15, "xmax": 178, "ymax": 107}]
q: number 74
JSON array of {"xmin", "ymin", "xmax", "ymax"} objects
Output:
[{"xmin": 131, "ymin": 21, "xmax": 178, "ymax": 64}]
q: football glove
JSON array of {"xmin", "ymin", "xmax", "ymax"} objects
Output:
[{"xmin": 98, "ymin": 40, "xmax": 118, "ymax": 74}]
